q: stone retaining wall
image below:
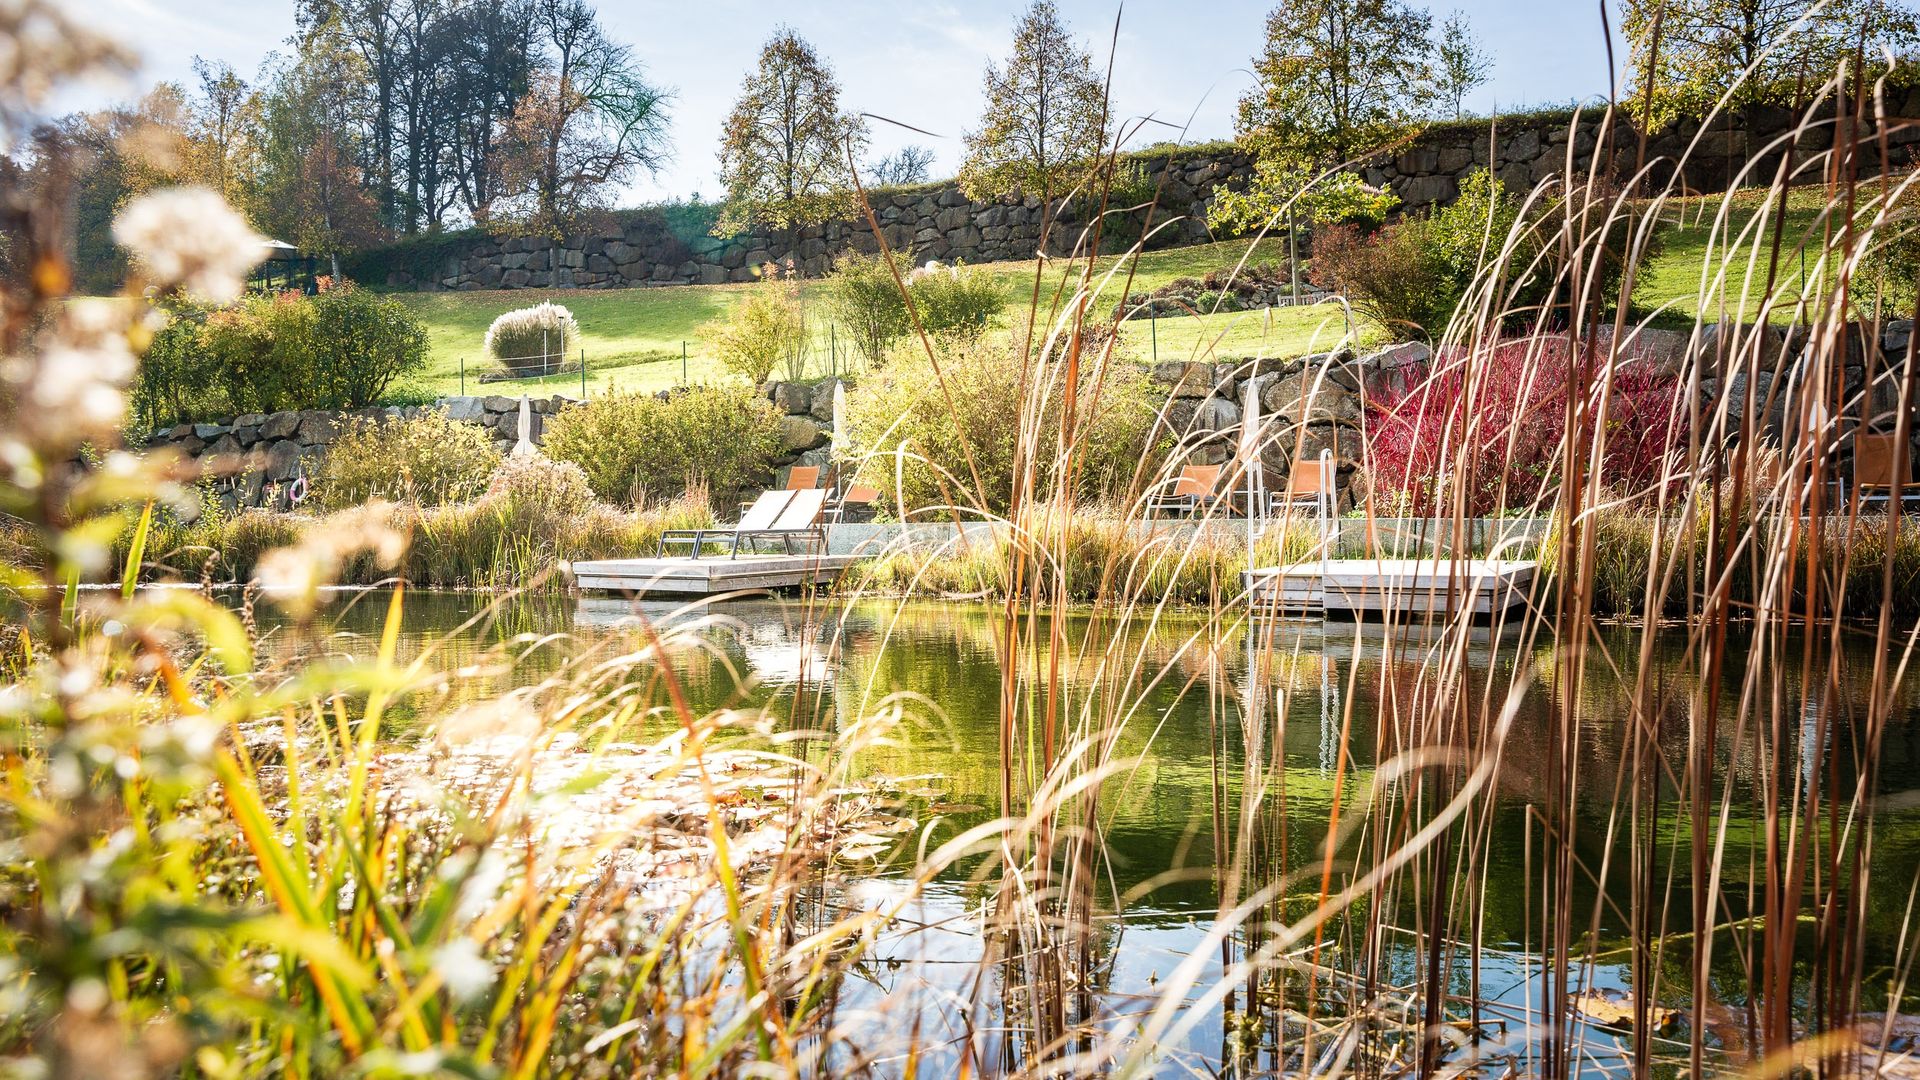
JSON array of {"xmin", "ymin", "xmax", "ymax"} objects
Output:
[
  {"xmin": 1148, "ymin": 318, "xmax": 1920, "ymax": 511},
  {"xmin": 139, "ymin": 314, "xmax": 1920, "ymax": 516},
  {"xmin": 140, "ymin": 382, "xmax": 843, "ymax": 512},
  {"xmin": 371, "ymin": 93, "xmax": 1920, "ymax": 294}
]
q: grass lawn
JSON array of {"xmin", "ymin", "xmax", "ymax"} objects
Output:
[
  {"xmin": 392, "ymin": 237, "xmax": 1306, "ymax": 398},
  {"xmin": 393, "ymin": 183, "xmax": 1860, "ymax": 402},
  {"xmin": 1630, "ymin": 184, "xmax": 1847, "ymax": 326}
]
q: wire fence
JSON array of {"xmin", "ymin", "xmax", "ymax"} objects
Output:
[{"xmin": 457, "ymin": 324, "xmax": 868, "ymax": 399}]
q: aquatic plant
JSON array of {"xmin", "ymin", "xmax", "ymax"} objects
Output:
[{"xmin": 6, "ymin": 4, "xmax": 1920, "ymax": 1076}]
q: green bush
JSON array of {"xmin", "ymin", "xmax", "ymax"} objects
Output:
[
  {"xmin": 137, "ymin": 284, "xmax": 428, "ymax": 422},
  {"xmin": 306, "ymin": 284, "xmax": 430, "ymax": 406},
  {"xmin": 483, "ymin": 302, "xmax": 579, "ymax": 375},
  {"xmin": 843, "ymin": 338, "xmax": 1163, "ymax": 517},
  {"xmin": 821, "ymin": 250, "xmax": 911, "ymax": 369},
  {"xmin": 200, "ymin": 292, "xmax": 315, "ymax": 414},
  {"xmin": 704, "ymin": 277, "xmax": 808, "ymax": 384},
  {"xmin": 542, "ymin": 385, "xmax": 784, "ymax": 506},
  {"xmin": 132, "ymin": 302, "xmax": 223, "ymax": 428},
  {"xmin": 908, "ymin": 261, "xmax": 1006, "ymax": 342},
  {"xmin": 313, "ymin": 409, "xmax": 502, "ymax": 509}
]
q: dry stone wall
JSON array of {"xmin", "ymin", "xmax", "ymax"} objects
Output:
[
  {"xmin": 372, "ymin": 94, "xmax": 1920, "ymax": 294},
  {"xmin": 139, "ymin": 383, "xmax": 845, "ymax": 512}
]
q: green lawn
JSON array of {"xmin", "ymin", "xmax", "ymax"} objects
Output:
[
  {"xmin": 395, "ymin": 187, "xmax": 1851, "ymax": 402},
  {"xmin": 1629, "ymin": 184, "xmax": 1839, "ymax": 325},
  {"xmin": 393, "ymin": 237, "xmax": 1308, "ymax": 398}
]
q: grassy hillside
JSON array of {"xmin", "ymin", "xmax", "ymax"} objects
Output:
[
  {"xmin": 1630, "ymin": 184, "xmax": 1832, "ymax": 325},
  {"xmin": 390, "ymin": 185, "xmax": 1859, "ymax": 401},
  {"xmin": 391, "ymin": 237, "xmax": 1332, "ymax": 398}
]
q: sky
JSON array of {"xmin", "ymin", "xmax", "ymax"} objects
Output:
[{"xmin": 65, "ymin": 0, "xmax": 1634, "ymax": 206}]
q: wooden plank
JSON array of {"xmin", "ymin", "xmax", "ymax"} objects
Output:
[
  {"xmin": 573, "ymin": 554, "xmax": 859, "ymax": 596},
  {"xmin": 1246, "ymin": 559, "xmax": 1539, "ymax": 619}
]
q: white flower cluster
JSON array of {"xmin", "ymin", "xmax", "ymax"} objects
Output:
[
  {"xmin": 111, "ymin": 187, "xmax": 265, "ymax": 304},
  {"xmin": 0, "ymin": 299, "xmax": 145, "ymax": 452},
  {"xmin": 0, "ymin": 0, "xmax": 133, "ymax": 135}
]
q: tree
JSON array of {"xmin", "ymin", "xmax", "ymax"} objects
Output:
[
  {"xmin": 1238, "ymin": 0, "xmax": 1436, "ymax": 167},
  {"xmin": 52, "ymin": 86, "xmax": 198, "ymax": 292},
  {"xmin": 1623, "ymin": 0, "xmax": 1920, "ymax": 124},
  {"xmin": 1212, "ymin": 0, "xmax": 1434, "ymax": 239},
  {"xmin": 185, "ymin": 58, "xmax": 258, "ymax": 205},
  {"xmin": 957, "ymin": 0, "xmax": 1109, "ymax": 201},
  {"xmin": 489, "ymin": 0, "xmax": 671, "ymax": 283},
  {"xmin": 1434, "ymin": 10, "xmax": 1491, "ymax": 120},
  {"xmin": 715, "ymin": 28, "xmax": 865, "ymax": 237},
  {"xmin": 251, "ymin": 23, "xmax": 382, "ymax": 275},
  {"xmin": 867, "ymin": 145, "xmax": 935, "ymax": 187}
]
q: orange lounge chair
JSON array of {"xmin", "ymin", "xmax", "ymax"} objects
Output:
[
  {"xmin": 1854, "ymin": 432, "xmax": 1920, "ymax": 510},
  {"xmin": 1147, "ymin": 464, "xmax": 1225, "ymax": 519}
]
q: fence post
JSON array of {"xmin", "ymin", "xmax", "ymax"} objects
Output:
[
  {"xmin": 580, "ymin": 349, "xmax": 587, "ymax": 398},
  {"xmin": 830, "ymin": 323, "xmax": 837, "ymax": 377},
  {"xmin": 681, "ymin": 341, "xmax": 688, "ymax": 386},
  {"xmin": 1150, "ymin": 313, "xmax": 1157, "ymax": 364},
  {"xmin": 460, "ymin": 356, "xmax": 465, "ymax": 396}
]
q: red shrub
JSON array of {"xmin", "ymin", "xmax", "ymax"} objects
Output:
[{"xmin": 1364, "ymin": 338, "xmax": 1688, "ymax": 516}]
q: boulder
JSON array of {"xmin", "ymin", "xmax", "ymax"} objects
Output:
[
  {"xmin": 1264, "ymin": 372, "xmax": 1360, "ymax": 425},
  {"xmin": 1152, "ymin": 361, "xmax": 1215, "ymax": 398},
  {"xmin": 769, "ymin": 381, "xmax": 812, "ymax": 415},
  {"xmin": 193, "ymin": 423, "xmax": 227, "ymax": 440},
  {"xmin": 263, "ymin": 439, "xmax": 304, "ymax": 482},
  {"xmin": 441, "ymin": 396, "xmax": 484, "ymax": 422},
  {"xmin": 810, "ymin": 378, "xmax": 846, "ymax": 422},
  {"xmin": 777, "ymin": 415, "xmax": 827, "ymax": 452},
  {"xmin": 1357, "ymin": 341, "xmax": 1432, "ymax": 399},
  {"xmin": 1884, "ymin": 319, "xmax": 1913, "ymax": 358},
  {"xmin": 295, "ymin": 412, "xmax": 338, "ymax": 445},
  {"xmin": 260, "ymin": 411, "xmax": 301, "ymax": 440},
  {"xmin": 207, "ymin": 434, "xmax": 243, "ymax": 457},
  {"xmin": 1195, "ymin": 395, "xmax": 1241, "ymax": 432}
]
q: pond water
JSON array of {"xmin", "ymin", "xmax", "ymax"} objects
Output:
[{"xmin": 254, "ymin": 588, "xmax": 1920, "ymax": 1074}]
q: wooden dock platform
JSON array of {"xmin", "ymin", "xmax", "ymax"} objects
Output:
[
  {"xmin": 573, "ymin": 554, "xmax": 859, "ymax": 596},
  {"xmin": 1246, "ymin": 558, "xmax": 1538, "ymax": 619}
]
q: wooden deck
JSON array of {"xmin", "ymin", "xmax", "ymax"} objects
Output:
[
  {"xmin": 1246, "ymin": 558, "xmax": 1538, "ymax": 619},
  {"xmin": 573, "ymin": 554, "xmax": 859, "ymax": 596}
]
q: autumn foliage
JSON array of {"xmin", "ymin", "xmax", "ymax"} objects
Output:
[{"xmin": 1364, "ymin": 337, "xmax": 1689, "ymax": 516}]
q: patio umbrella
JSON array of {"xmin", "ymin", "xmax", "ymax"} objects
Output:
[
  {"xmin": 831, "ymin": 380, "xmax": 847, "ymax": 500},
  {"xmin": 513, "ymin": 395, "xmax": 536, "ymax": 459},
  {"xmin": 1241, "ymin": 373, "xmax": 1264, "ymax": 555}
]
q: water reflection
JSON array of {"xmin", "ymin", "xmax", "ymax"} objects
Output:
[{"xmin": 249, "ymin": 588, "xmax": 1920, "ymax": 1072}]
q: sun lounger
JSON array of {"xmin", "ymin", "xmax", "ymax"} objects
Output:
[
  {"xmin": 1269, "ymin": 454, "xmax": 1334, "ymax": 519},
  {"xmin": 1854, "ymin": 432, "xmax": 1920, "ymax": 511},
  {"xmin": 658, "ymin": 489, "xmax": 794, "ymax": 557},
  {"xmin": 725, "ymin": 487, "xmax": 829, "ymax": 557}
]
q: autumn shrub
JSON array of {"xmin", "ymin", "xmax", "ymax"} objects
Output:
[
  {"xmin": 313, "ymin": 409, "xmax": 502, "ymax": 509},
  {"xmin": 542, "ymin": 385, "xmax": 783, "ymax": 506},
  {"xmin": 705, "ymin": 272, "xmax": 808, "ymax": 384},
  {"xmin": 821, "ymin": 250, "xmax": 911, "ymax": 368},
  {"xmin": 843, "ymin": 338, "xmax": 1163, "ymax": 517},
  {"xmin": 484, "ymin": 454, "xmax": 595, "ymax": 515},
  {"xmin": 908, "ymin": 260, "xmax": 1006, "ymax": 342},
  {"xmin": 138, "ymin": 284, "xmax": 427, "ymax": 420},
  {"xmin": 484, "ymin": 302, "xmax": 579, "ymax": 375},
  {"xmin": 1365, "ymin": 337, "xmax": 1688, "ymax": 516},
  {"xmin": 1312, "ymin": 171, "xmax": 1645, "ymax": 339}
]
